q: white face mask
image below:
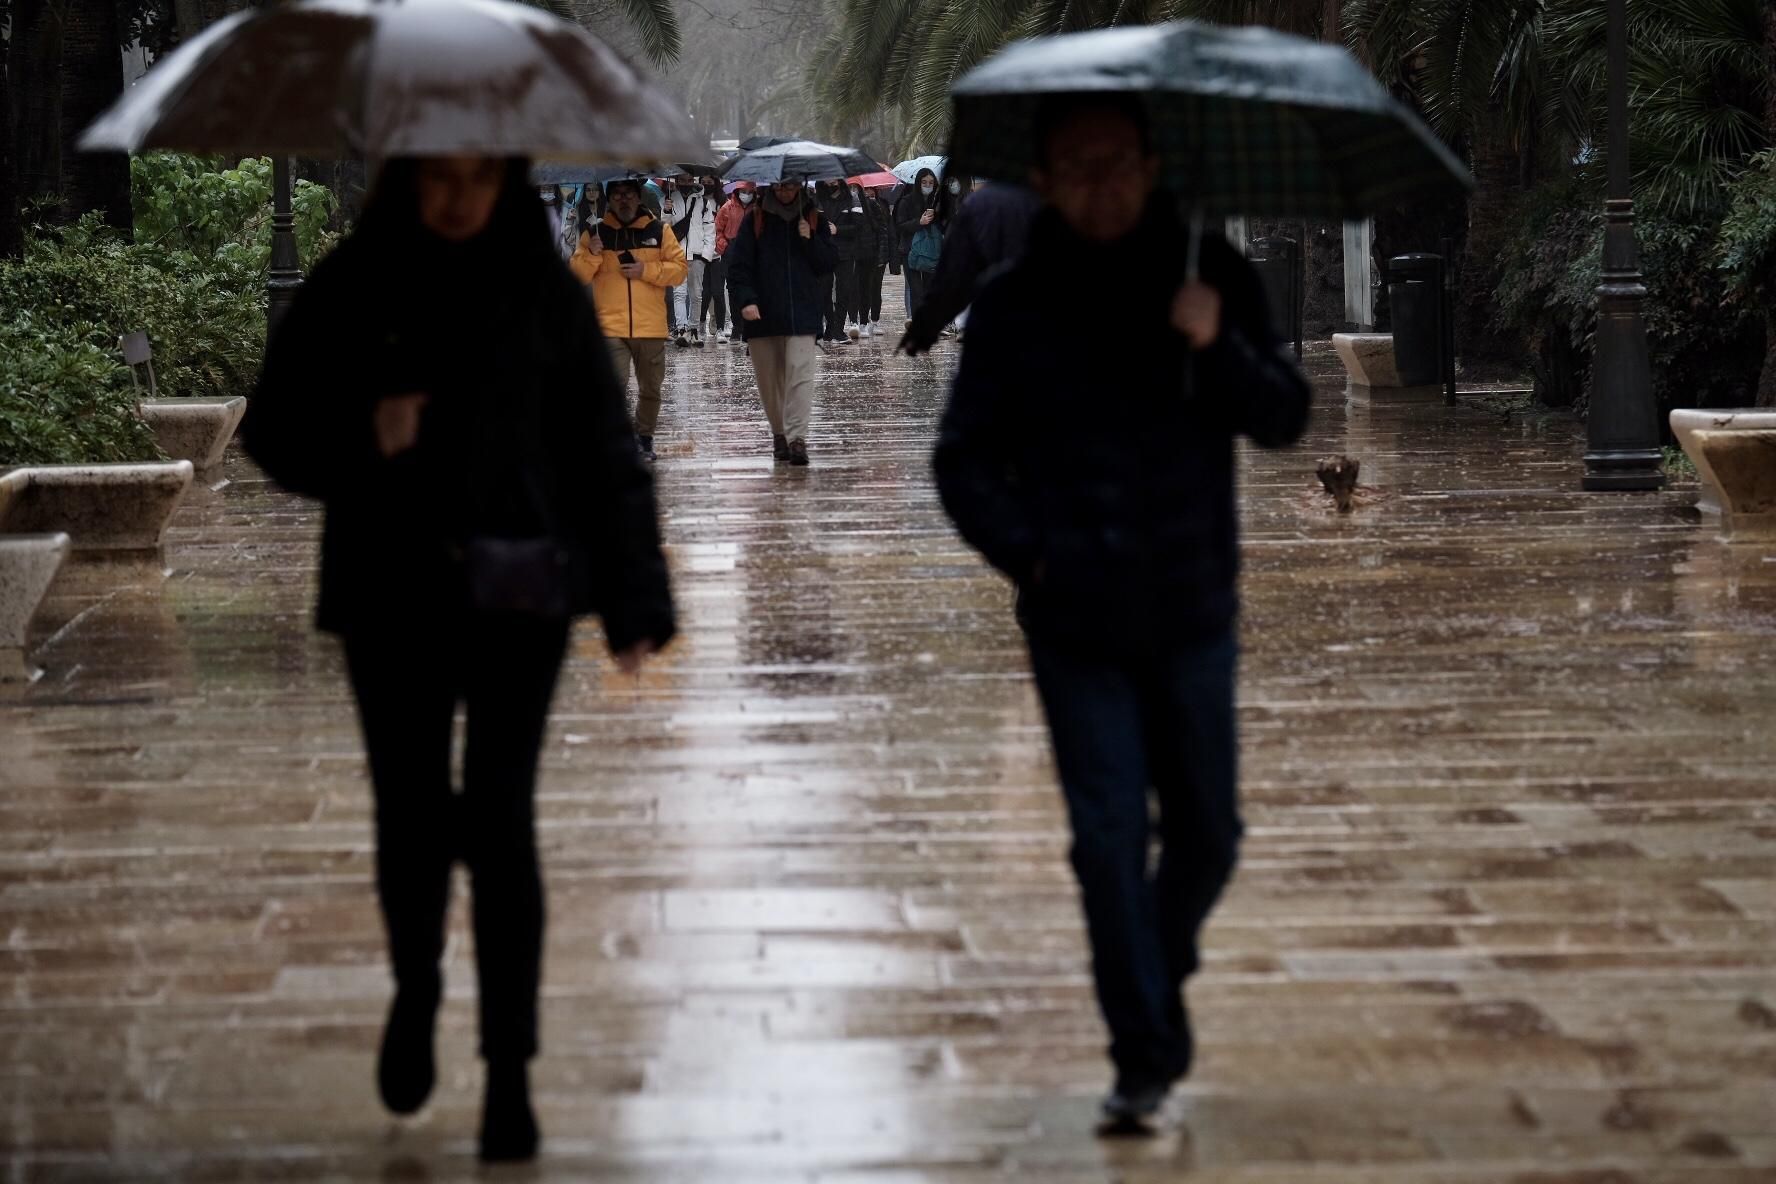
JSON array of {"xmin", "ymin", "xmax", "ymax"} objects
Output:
[
  {"xmin": 920, "ymin": 182, "xmax": 935, "ymax": 195},
  {"xmin": 738, "ymin": 191, "xmax": 753, "ymax": 205}
]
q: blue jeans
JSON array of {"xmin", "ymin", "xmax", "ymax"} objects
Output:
[{"xmin": 1027, "ymin": 628, "xmax": 1241, "ymax": 1088}]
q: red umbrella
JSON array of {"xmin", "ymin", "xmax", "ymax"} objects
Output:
[{"xmin": 848, "ymin": 170, "xmax": 900, "ymax": 189}]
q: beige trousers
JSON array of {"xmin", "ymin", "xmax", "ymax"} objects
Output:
[
  {"xmin": 608, "ymin": 337, "xmax": 668, "ymax": 436},
  {"xmin": 748, "ymin": 335, "xmax": 817, "ymax": 442}
]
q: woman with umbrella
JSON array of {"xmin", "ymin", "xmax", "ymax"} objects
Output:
[
  {"xmin": 893, "ymin": 166, "xmax": 944, "ymax": 327},
  {"xmin": 244, "ymin": 156, "xmax": 676, "ymax": 1161}
]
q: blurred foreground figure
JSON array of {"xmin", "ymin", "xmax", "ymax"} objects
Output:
[
  {"xmin": 244, "ymin": 155, "xmax": 676, "ymax": 1162},
  {"xmin": 899, "ymin": 180, "xmax": 1041, "ymax": 356},
  {"xmin": 933, "ymin": 95, "xmax": 1310, "ymax": 1129}
]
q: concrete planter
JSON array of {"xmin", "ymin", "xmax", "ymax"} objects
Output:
[
  {"xmin": 1687, "ymin": 429, "xmax": 1776, "ymax": 541},
  {"xmin": 138, "ymin": 397, "xmax": 247, "ymax": 473},
  {"xmin": 1668, "ymin": 408, "xmax": 1776, "ymax": 515},
  {"xmin": 0, "ymin": 532, "xmax": 70, "ymax": 681},
  {"xmin": 0, "ymin": 461, "xmax": 194, "ymax": 554},
  {"xmin": 1332, "ymin": 333, "xmax": 1443, "ymax": 404}
]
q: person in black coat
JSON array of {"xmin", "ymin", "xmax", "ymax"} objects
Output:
[
  {"xmin": 899, "ymin": 180, "xmax": 1042, "ymax": 354},
  {"xmin": 932, "ymin": 95, "xmax": 1311, "ymax": 1129},
  {"xmin": 861, "ymin": 186, "xmax": 896, "ymax": 334},
  {"xmin": 893, "ymin": 167, "xmax": 943, "ymax": 325},
  {"xmin": 242, "ymin": 155, "xmax": 675, "ymax": 1163},
  {"xmin": 726, "ymin": 177, "xmax": 839, "ymax": 464}
]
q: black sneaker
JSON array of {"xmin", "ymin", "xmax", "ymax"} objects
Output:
[
  {"xmin": 636, "ymin": 434, "xmax": 655, "ymax": 461},
  {"xmin": 772, "ymin": 434, "xmax": 790, "ymax": 462},
  {"xmin": 673, "ymin": 331, "xmax": 690, "ymax": 349},
  {"xmin": 787, "ymin": 438, "xmax": 809, "ymax": 467},
  {"xmin": 377, "ymin": 980, "xmax": 440, "ymax": 1115},
  {"xmin": 478, "ymin": 1058, "xmax": 539, "ymax": 1162}
]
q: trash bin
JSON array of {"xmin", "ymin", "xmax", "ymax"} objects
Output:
[
  {"xmin": 1388, "ymin": 253, "xmax": 1444, "ymax": 387},
  {"xmin": 1250, "ymin": 236, "xmax": 1302, "ymax": 358}
]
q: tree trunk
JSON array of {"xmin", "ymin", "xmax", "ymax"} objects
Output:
[
  {"xmin": 60, "ymin": 0, "xmax": 131, "ymax": 229},
  {"xmin": 0, "ymin": 28, "xmax": 23, "ymax": 258},
  {"xmin": 1757, "ymin": 8, "xmax": 1776, "ymax": 407},
  {"xmin": 1455, "ymin": 112, "xmax": 1523, "ymax": 367},
  {"xmin": 11, "ymin": 0, "xmax": 64, "ymax": 211}
]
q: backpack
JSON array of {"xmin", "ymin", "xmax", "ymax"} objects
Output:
[{"xmin": 906, "ymin": 223, "xmax": 943, "ymax": 273}]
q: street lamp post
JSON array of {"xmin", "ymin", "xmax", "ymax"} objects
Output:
[
  {"xmin": 266, "ymin": 156, "xmax": 303, "ymax": 331},
  {"xmin": 1582, "ymin": 0, "xmax": 1663, "ymax": 490}
]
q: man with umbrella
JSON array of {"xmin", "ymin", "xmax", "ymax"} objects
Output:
[
  {"xmin": 724, "ymin": 176, "xmax": 839, "ymax": 465},
  {"xmin": 933, "ymin": 91, "xmax": 1313, "ymax": 1127},
  {"xmin": 572, "ymin": 177, "xmax": 688, "ymax": 461}
]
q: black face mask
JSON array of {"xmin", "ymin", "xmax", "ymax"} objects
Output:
[{"xmin": 677, "ymin": 185, "xmax": 695, "ymax": 195}]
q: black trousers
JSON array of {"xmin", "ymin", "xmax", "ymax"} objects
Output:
[
  {"xmin": 701, "ymin": 256, "xmax": 728, "ymax": 331},
  {"xmin": 819, "ymin": 271, "xmax": 840, "ymax": 340},
  {"xmin": 344, "ymin": 615, "xmax": 570, "ymax": 1061},
  {"xmin": 905, "ymin": 268, "xmax": 932, "ymax": 321},
  {"xmin": 860, "ymin": 262, "xmax": 885, "ymax": 323}
]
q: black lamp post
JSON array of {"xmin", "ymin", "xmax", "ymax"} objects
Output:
[
  {"xmin": 266, "ymin": 156, "xmax": 303, "ymax": 330},
  {"xmin": 1582, "ymin": 0, "xmax": 1663, "ymax": 490}
]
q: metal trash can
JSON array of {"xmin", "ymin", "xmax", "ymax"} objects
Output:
[
  {"xmin": 1249, "ymin": 236, "xmax": 1302, "ymax": 358},
  {"xmin": 1388, "ymin": 253, "xmax": 1444, "ymax": 387}
]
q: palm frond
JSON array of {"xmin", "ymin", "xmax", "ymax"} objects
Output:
[{"xmin": 613, "ymin": 0, "xmax": 681, "ymax": 65}]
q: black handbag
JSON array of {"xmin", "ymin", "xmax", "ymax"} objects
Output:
[{"xmin": 462, "ymin": 535, "xmax": 572, "ymax": 619}]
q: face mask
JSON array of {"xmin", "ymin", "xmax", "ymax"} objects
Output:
[
  {"xmin": 850, "ymin": 187, "xmax": 862, "ymax": 199},
  {"xmin": 920, "ymin": 182, "xmax": 935, "ymax": 195},
  {"xmin": 738, "ymin": 191, "xmax": 754, "ymax": 205},
  {"xmin": 948, "ymin": 179, "xmax": 962, "ymax": 194}
]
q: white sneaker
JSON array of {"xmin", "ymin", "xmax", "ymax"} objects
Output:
[
  {"xmin": 846, "ymin": 322, "xmax": 860, "ymax": 341},
  {"xmin": 869, "ymin": 321, "xmax": 881, "ymax": 338},
  {"xmin": 718, "ymin": 329, "xmax": 731, "ymax": 344}
]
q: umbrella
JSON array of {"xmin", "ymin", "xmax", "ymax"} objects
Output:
[
  {"xmin": 80, "ymin": 0, "xmax": 706, "ymax": 162},
  {"xmin": 848, "ymin": 170, "xmax": 901, "ymax": 189},
  {"xmin": 722, "ymin": 180, "xmax": 756, "ymax": 195},
  {"xmin": 891, "ymin": 155, "xmax": 947, "ymax": 184},
  {"xmin": 720, "ymin": 140, "xmax": 878, "ymax": 184},
  {"xmin": 946, "ymin": 21, "xmax": 1471, "ymax": 220},
  {"xmin": 533, "ymin": 162, "xmax": 646, "ymax": 187}
]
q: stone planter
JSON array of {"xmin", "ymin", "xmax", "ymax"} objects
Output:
[
  {"xmin": 138, "ymin": 397, "xmax": 247, "ymax": 474},
  {"xmin": 0, "ymin": 461, "xmax": 194, "ymax": 554},
  {"xmin": 1687, "ymin": 429, "xmax": 1776, "ymax": 541},
  {"xmin": 0, "ymin": 532, "xmax": 70, "ymax": 681},
  {"xmin": 1331, "ymin": 333, "xmax": 1441, "ymax": 404},
  {"xmin": 1668, "ymin": 408, "xmax": 1776, "ymax": 515}
]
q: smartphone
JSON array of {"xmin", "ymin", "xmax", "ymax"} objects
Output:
[{"xmin": 617, "ymin": 250, "xmax": 636, "ymax": 265}]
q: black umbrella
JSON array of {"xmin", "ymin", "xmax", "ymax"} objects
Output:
[
  {"xmin": 947, "ymin": 21, "xmax": 1471, "ymax": 221},
  {"xmin": 719, "ymin": 139, "xmax": 879, "ymax": 184},
  {"xmin": 532, "ymin": 162, "xmax": 646, "ymax": 187}
]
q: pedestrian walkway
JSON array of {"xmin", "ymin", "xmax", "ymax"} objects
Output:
[{"xmin": 3, "ymin": 337, "xmax": 1774, "ymax": 1181}]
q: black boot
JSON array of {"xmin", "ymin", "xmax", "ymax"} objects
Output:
[
  {"xmin": 479, "ymin": 1057, "xmax": 540, "ymax": 1162},
  {"xmin": 377, "ymin": 976, "xmax": 440, "ymax": 1115}
]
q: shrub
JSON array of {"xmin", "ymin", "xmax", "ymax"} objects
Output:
[
  {"xmin": 0, "ymin": 313, "xmax": 162, "ymax": 465},
  {"xmin": 1493, "ymin": 175, "xmax": 1765, "ymax": 419}
]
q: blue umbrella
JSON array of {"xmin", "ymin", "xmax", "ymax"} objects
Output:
[{"xmin": 892, "ymin": 155, "xmax": 947, "ymax": 184}]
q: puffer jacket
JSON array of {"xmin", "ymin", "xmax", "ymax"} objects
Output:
[
  {"xmin": 681, "ymin": 192, "xmax": 721, "ymax": 261},
  {"xmin": 570, "ymin": 210, "xmax": 688, "ymax": 341},
  {"xmin": 715, "ymin": 195, "xmax": 749, "ymax": 257}
]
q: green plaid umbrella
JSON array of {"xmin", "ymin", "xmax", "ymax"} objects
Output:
[{"xmin": 947, "ymin": 21, "xmax": 1471, "ymax": 220}]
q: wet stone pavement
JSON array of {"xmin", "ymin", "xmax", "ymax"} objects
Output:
[{"xmin": 2, "ymin": 314, "xmax": 1775, "ymax": 1182}]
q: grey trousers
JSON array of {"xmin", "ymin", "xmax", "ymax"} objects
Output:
[{"xmin": 748, "ymin": 335, "xmax": 817, "ymax": 442}]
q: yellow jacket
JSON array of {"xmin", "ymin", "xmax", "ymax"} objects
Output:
[{"xmin": 570, "ymin": 210, "xmax": 688, "ymax": 341}]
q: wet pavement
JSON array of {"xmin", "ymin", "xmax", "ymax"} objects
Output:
[{"xmin": 3, "ymin": 308, "xmax": 1775, "ymax": 1182}]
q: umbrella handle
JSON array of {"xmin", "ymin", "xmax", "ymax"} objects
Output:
[{"xmin": 1185, "ymin": 205, "xmax": 1203, "ymax": 285}]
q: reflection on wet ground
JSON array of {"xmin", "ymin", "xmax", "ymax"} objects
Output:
[{"xmin": 2, "ymin": 326, "xmax": 1774, "ymax": 1181}]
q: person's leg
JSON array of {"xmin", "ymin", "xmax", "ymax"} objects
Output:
[
  {"xmin": 782, "ymin": 334, "xmax": 817, "ymax": 446},
  {"xmin": 607, "ymin": 337, "xmax": 635, "ymax": 399},
  {"xmin": 460, "ymin": 615, "xmax": 570, "ymax": 1160},
  {"xmin": 867, "ymin": 263, "xmax": 885, "ymax": 326},
  {"xmin": 1027, "ymin": 636, "xmax": 1188, "ymax": 1095},
  {"xmin": 749, "ymin": 336, "xmax": 787, "ymax": 436},
  {"xmin": 704, "ymin": 257, "xmax": 727, "ymax": 332},
  {"xmin": 666, "ymin": 284, "xmax": 679, "ymax": 334},
  {"xmin": 907, "ymin": 269, "xmax": 929, "ymax": 321},
  {"xmin": 1142, "ymin": 630, "xmax": 1242, "ymax": 1073},
  {"xmin": 835, "ymin": 261, "xmax": 856, "ymax": 331},
  {"xmin": 632, "ymin": 338, "xmax": 667, "ymax": 440},
  {"xmin": 684, "ymin": 259, "xmax": 704, "ymax": 337},
  {"xmin": 343, "ymin": 630, "xmax": 460, "ymax": 1114},
  {"xmin": 820, "ymin": 271, "xmax": 838, "ymax": 340},
  {"xmin": 853, "ymin": 260, "xmax": 872, "ymax": 325}
]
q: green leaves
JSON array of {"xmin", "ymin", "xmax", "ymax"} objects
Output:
[{"xmin": 131, "ymin": 153, "xmax": 339, "ymax": 266}]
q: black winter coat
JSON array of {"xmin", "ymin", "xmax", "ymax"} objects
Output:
[
  {"xmin": 893, "ymin": 176, "xmax": 941, "ymax": 260},
  {"xmin": 816, "ymin": 187, "xmax": 868, "ymax": 262},
  {"xmin": 243, "ymin": 217, "xmax": 676, "ymax": 653},
  {"xmin": 933, "ymin": 197, "xmax": 1312, "ymax": 652},
  {"xmin": 724, "ymin": 201, "xmax": 839, "ymax": 340}
]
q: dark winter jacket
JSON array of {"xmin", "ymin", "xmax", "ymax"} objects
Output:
[
  {"xmin": 893, "ymin": 169, "xmax": 942, "ymax": 260},
  {"xmin": 243, "ymin": 161, "xmax": 676, "ymax": 653},
  {"xmin": 933, "ymin": 195, "xmax": 1312, "ymax": 652},
  {"xmin": 724, "ymin": 193, "xmax": 840, "ymax": 341},
  {"xmin": 867, "ymin": 195, "xmax": 895, "ymax": 265},
  {"xmin": 816, "ymin": 184, "xmax": 868, "ymax": 263},
  {"xmin": 905, "ymin": 182, "xmax": 1042, "ymax": 352}
]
